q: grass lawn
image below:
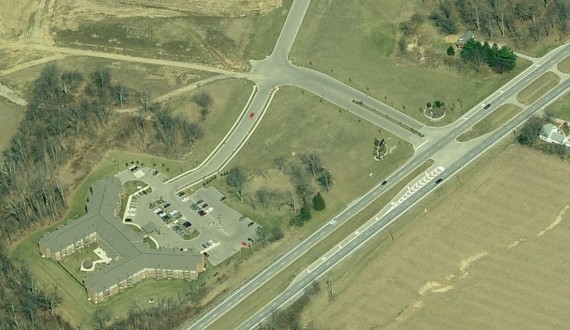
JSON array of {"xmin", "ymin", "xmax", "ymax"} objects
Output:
[
  {"xmin": 209, "ymin": 159, "xmax": 435, "ymax": 329},
  {"xmin": 0, "ymin": 99, "xmax": 25, "ymax": 156},
  {"xmin": 301, "ymin": 142, "xmax": 570, "ymax": 329},
  {"xmin": 1, "ymin": 56, "xmax": 210, "ymax": 101},
  {"xmin": 517, "ymin": 71, "xmax": 561, "ymax": 105},
  {"xmin": 218, "ymin": 86, "xmax": 414, "ymax": 231},
  {"xmin": 167, "ymin": 78, "xmax": 255, "ymax": 168},
  {"xmin": 545, "ymin": 91, "xmax": 570, "ymax": 121},
  {"xmin": 457, "ymin": 104, "xmax": 523, "ymax": 142},
  {"xmin": 290, "ymin": 0, "xmax": 531, "ymax": 125},
  {"xmin": 558, "ymin": 55, "xmax": 570, "ymax": 74}
]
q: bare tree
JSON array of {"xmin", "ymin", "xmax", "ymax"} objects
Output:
[
  {"xmin": 283, "ymin": 190, "xmax": 298, "ymax": 212},
  {"xmin": 300, "ymin": 153, "xmax": 323, "ymax": 178},
  {"xmin": 255, "ymin": 188, "xmax": 271, "ymax": 209},
  {"xmin": 318, "ymin": 171, "xmax": 334, "ymax": 192},
  {"xmin": 226, "ymin": 167, "xmax": 248, "ymax": 202},
  {"xmin": 273, "ymin": 156, "xmax": 287, "ymax": 173},
  {"xmin": 271, "ymin": 189, "xmax": 282, "ymax": 210},
  {"xmin": 115, "ymin": 84, "xmax": 128, "ymax": 106}
]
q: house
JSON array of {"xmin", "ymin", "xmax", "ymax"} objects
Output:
[
  {"xmin": 539, "ymin": 123, "xmax": 570, "ymax": 147},
  {"xmin": 455, "ymin": 31, "xmax": 475, "ymax": 48}
]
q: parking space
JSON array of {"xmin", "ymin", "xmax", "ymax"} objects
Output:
[{"xmin": 115, "ymin": 168, "xmax": 259, "ymax": 266}]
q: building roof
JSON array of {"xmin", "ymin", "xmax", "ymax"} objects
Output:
[
  {"xmin": 540, "ymin": 123, "xmax": 567, "ymax": 144},
  {"xmin": 40, "ymin": 177, "xmax": 203, "ymax": 294},
  {"xmin": 458, "ymin": 31, "xmax": 475, "ymax": 43}
]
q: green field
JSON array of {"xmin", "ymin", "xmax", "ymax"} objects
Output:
[
  {"xmin": 457, "ymin": 104, "xmax": 523, "ymax": 142},
  {"xmin": 517, "ymin": 71, "xmax": 561, "ymax": 105},
  {"xmin": 1, "ymin": 56, "xmax": 210, "ymax": 101},
  {"xmin": 219, "ymin": 86, "xmax": 414, "ymax": 231},
  {"xmin": 545, "ymin": 92, "xmax": 570, "ymax": 121},
  {"xmin": 290, "ymin": 0, "xmax": 530, "ymax": 125},
  {"xmin": 167, "ymin": 78, "xmax": 255, "ymax": 168},
  {"xmin": 558, "ymin": 55, "xmax": 570, "ymax": 74}
]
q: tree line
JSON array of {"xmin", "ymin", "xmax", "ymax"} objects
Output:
[
  {"xmin": 0, "ymin": 64, "xmax": 205, "ymax": 244},
  {"xmin": 428, "ymin": 0, "xmax": 569, "ymax": 46},
  {"xmin": 459, "ymin": 39, "xmax": 517, "ymax": 73}
]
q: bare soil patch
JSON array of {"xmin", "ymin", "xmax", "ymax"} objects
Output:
[{"xmin": 302, "ymin": 144, "xmax": 570, "ymax": 329}]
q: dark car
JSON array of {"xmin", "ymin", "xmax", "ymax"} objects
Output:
[
  {"xmin": 203, "ymin": 252, "xmax": 210, "ymax": 257},
  {"xmin": 247, "ymin": 237, "xmax": 254, "ymax": 243},
  {"xmin": 435, "ymin": 178, "xmax": 443, "ymax": 184},
  {"xmin": 183, "ymin": 221, "xmax": 191, "ymax": 228},
  {"xmin": 196, "ymin": 199, "xmax": 204, "ymax": 204},
  {"xmin": 220, "ymin": 196, "xmax": 226, "ymax": 201},
  {"xmin": 381, "ymin": 180, "xmax": 388, "ymax": 186},
  {"xmin": 177, "ymin": 191, "xmax": 186, "ymax": 197},
  {"xmin": 198, "ymin": 210, "xmax": 206, "ymax": 216},
  {"xmin": 201, "ymin": 203, "xmax": 209, "ymax": 208},
  {"xmin": 152, "ymin": 170, "xmax": 159, "ymax": 176},
  {"xmin": 163, "ymin": 203, "xmax": 171, "ymax": 208},
  {"xmin": 201, "ymin": 243, "xmax": 208, "ymax": 249},
  {"xmin": 247, "ymin": 222, "xmax": 254, "ymax": 227},
  {"xmin": 484, "ymin": 103, "xmax": 491, "ymax": 109}
]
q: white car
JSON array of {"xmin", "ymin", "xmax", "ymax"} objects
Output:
[
  {"xmin": 153, "ymin": 208, "xmax": 162, "ymax": 214},
  {"xmin": 169, "ymin": 209, "xmax": 179, "ymax": 216},
  {"xmin": 205, "ymin": 207, "xmax": 213, "ymax": 213},
  {"xmin": 181, "ymin": 196, "xmax": 191, "ymax": 202}
]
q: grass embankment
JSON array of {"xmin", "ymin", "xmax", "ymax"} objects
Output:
[
  {"xmin": 290, "ymin": 0, "xmax": 531, "ymax": 125},
  {"xmin": 559, "ymin": 56, "xmax": 570, "ymax": 74},
  {"xmin": 545, "ymin": 92, "xmax": 570, "ymax": 122},
  {"xmin": 0, "ymin": 100, "xmax": 24, "ymax": 155},
  {"xmin": 517, "ymin": 71, "xmax": 561, "ymax": 105},
  {"xmin": 209, "ymin": 159, "xmax": 435, "ymax": 329},
  {"xmin": 457, "ymin": 104, "xmax": 523, "ymax": 142}
]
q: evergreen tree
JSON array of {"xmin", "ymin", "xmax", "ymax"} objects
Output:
[
  {"xmin": 492, "ymin": 46, "xmax": 517, "ymax": 74},
  {"xmin": 446, "ymin": 45, "xmax": 455, "ymax": 56},
  {"xmin": 300, "ymin": 204, "xmax": 312, "ymax": 222},
  {"xmin": 312, "ymin": 192, "xmax": 326, "ymax": 211}
]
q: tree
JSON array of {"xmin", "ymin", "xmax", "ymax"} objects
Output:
[
  {"xmin": 274, "ymin": 156, "xmax": 287, "ymax": 172},
  {"xmin": 491, "ymin": 46, "xmax": 517, "ymax": 73},
  {"xmin": 91, "ymin": 68, "xmax": 111, "ymax": 92},
  {"xmin": 256, "ymin": 226, "xmax": 269, "ymax": 246},
  {"xmin": 192, "ymin": 92, "xmax": 213, "ymax": 118},
  {"xmin": 115, "ymin": 84, "xmax": 128, "ymax": 106},
  {"xmin": 255, "ymin": 188, "xmax": 271, "ymax": 209},
  {"xmin": 226, "ymin": 167, "xmax": 247, "ymax": 202},
  {"xmin": 317, "ymin": 171, "xmax": 333, "ymax": 192},
  {"xmin": 93, "ymin": 307, "xmax": 111, "ymax": 330},
  {"xmin": 299, "ymin": 204, "xmax": 312, "ymax": 222},
  {"xmin": 283, "ymin": 190, "xmax": 298, "ymax": 212},
  {"xmin": 312, "ymin": 192, "xmax": 326, "ymax": 211},
  {"xmin": 270, "ymin": 226, "xmax": 284, "ymax": 241},
  {"xmin": 300, "ymin": 153, "xmax": 323, "ymax": 178},
  {"xmin": 447, "ymin": 45, "xmax": 456, "ymax": 56},
  {"xmin": 517, "ymin": 116, "xmax": 546, "ymax": 145}
]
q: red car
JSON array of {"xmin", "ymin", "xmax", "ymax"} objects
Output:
[{"xmin": 249, "ymin": 112, "xmax": 255, "ymax": 119}]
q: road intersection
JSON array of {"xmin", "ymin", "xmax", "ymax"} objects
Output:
[{"xmin": 0, "ymin": 0, "xmax": 569, "ymax": 328}]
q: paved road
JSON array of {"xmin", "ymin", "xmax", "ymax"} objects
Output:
[
  {"xmin": 239, "ymin": 77, "xmax": 570, "ymax": 329},
  {"xmin": 183, "ymin": 41, "xmax": 570, "ymax": 329}
]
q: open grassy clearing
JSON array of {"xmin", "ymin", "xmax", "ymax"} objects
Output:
[
  {"xmin": 209, "ymin": 159, "xmax": 435, "ymax": 329},
  {"xmin": 52, "ymin": 1, "xmax": 292, "ymax": 69},
  {"xmin": 517, "ymin": 71, "xmax": 561, "ymax": 105},
  {"xmin": 545, "ymin": 91, "xmax": 570, "ymax": 121},
  {"xmin": 457, "ymin": 104, "xmax": 523, "ymax": 142},
  {"xmin": 168, "ymin": 78, "xmax": 254, "ymax": 167},
  {"xmin": 1, "ymin": 56, "xmax": 210, "ymax": 100},
  {"xmin": 290, "ymin": 0, "xmax": 531, "ymax": 126},
  {"xmin": 0, "ymin": 99, "xmax": 25, "ymax": 156},
  {"xmin": 301, "ymin": 143, "xmax": 570, "ymax": 329},
  {"xmin": 558, "ymin": 55, "xmax": 570, "ymax": 74},
  {"xmin": 218, "ymin": 86, "xmax": 414, "ymax": 231}
]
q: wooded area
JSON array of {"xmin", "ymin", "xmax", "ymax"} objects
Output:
[{"xmin": 429, "ymin": 0, "xmax": 569, "ymax": 46}]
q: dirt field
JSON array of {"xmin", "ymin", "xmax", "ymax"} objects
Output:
[
  {"xmin": 517, "ymin": 71, "xmax": 561, "ymax": 105},
  {"xmin": 301, "ymin": 144, "xmax": 570, "ymax": 329},
  {"xmin": 0, "ymin": 0, "xmax": 40, "ymax": 39}
]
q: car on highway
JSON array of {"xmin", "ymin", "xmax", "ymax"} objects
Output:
[
  {"xmin": 435, "ymin": 178, "xmax": 443, "ymax": 184},
  {"xmin": 249, "ymin": 112, "xmax": 255, "ymax": 119},
  {"xmin": 484, "ymin": 103, "xmax": 491, "ymax": 109},
  {"xmin": 381, "ymin": 180, "xmax": 388, "ymax": 185}
]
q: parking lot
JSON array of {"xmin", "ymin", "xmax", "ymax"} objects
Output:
[{"xmin": 116, "ymin": 168, "xmax": 259, "ymax": 265}]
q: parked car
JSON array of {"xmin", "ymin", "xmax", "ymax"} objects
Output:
[
  {"xmin": 198, "ymin": 210, "xmax": 206, "ymax": 216},
  {"xmin": 157, "ymin": 211, "xmax": 166, "ymax": 217},
  {"xmin": 196, "ymin": 199, "xmax": 204, "ymax": 204},
  {"xmin": 152, "ymin": 170, "xmax": 159, "ymax": 176},
  {"xmin": 153, "ymin": 208, "xmax": 162, "ymax": 214},
  {"xmin": 201, "ymin": 243, "xmax": 208, "ymax": 249},
  {"xmin": 205, "ymin": 207, "xmax": 213, "ymax": 213},
  {"xmin": 177, "ymin": 191, "xmax": 186, "ymax": 197},
  {"xmin": 247, "ymin": 222, "xmax": 254, "ymax": 227},
  {"xmin": 183, "ymin": 221, "xmax": 191, "ymax": 228},
  {"xmin": 201, "ymin": 203, "xmax": 209, "ymax": 208},
  {"xmin": 129, "ymin": 165, "xmax": 138, "ymax": 172},
  {"xmin": 163, "ymin": 203, "xmax": 171, "ymax": 209},
  {"xmin": 169, "ymin": 209, "xmax": 179, "ymax": 216},
  {"xmin": 247, "ymin": 237, "xmax": 254, "ymax": 243},
  {"xmin": 181, "ymin": 196, "xmax": 191, "ymax": 202},
  {"xmin": 220, "ymin": 196, "xmax": 226, "ymax": 201}
]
